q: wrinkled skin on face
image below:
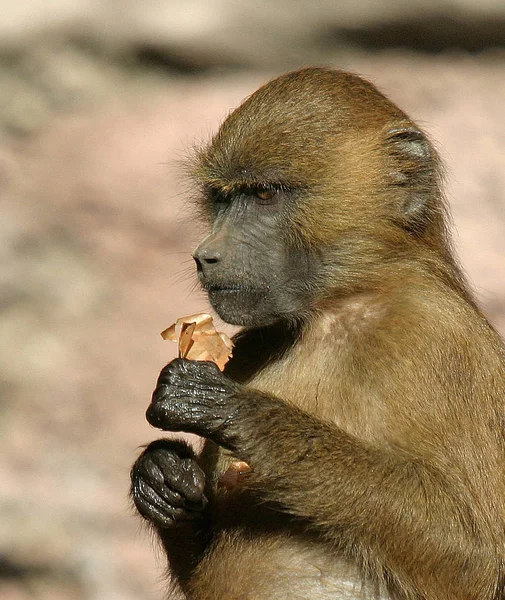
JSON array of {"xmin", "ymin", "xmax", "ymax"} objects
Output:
[{"xmin": 193, "ymin": 187, "xmax": 320, "ymax": 327}]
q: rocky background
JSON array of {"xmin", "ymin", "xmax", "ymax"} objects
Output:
[{"xmin": 1, "ymin": 1, "xmax": 505, "ymax": 599}]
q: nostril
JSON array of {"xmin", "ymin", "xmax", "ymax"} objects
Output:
[
  {"xmin": 193, "ymin": 249, "xmax": 220, "ymax": 267},
  {"xmin": 193, "ymin": 255, "xmax": 203, "ymax": 273},
  {"xmin": 192, "ymin": 252, "xmax": 220, "ymax": 273}
]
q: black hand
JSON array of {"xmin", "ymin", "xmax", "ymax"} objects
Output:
[
  {"xmin": 146, "ymin": 358, "xmax": 241, "ymax": 443},
  {"xmin": 131, "ymin": 439, "xmax": 207, "ymax": 528}
]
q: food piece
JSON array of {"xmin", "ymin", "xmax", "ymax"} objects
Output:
[
  {"xmin": 161, "ymin": 314, "xmax": 250, "ymax": 489},
  {"xmin": 218, "ymin": 461, "xmax": 252, "ymax": 491},
  {"xmin": 178, "ymin": 321, "xmax": 196, "ymax": 359},
  {"xmin": 160, "ymin": 313, "xmax": 233, "ymax": 370}
]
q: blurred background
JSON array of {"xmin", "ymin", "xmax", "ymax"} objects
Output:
[{"xmin": 1, "ymin": 1, "xmax": 505, "ymax": 599}]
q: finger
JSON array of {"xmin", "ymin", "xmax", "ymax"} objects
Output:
[
  {"xmin": 137, "ymin": 460, "xmax": 185, "ymax": 507},
  {"xmin": 133, "ymin": 479, "xmax": 178, "ymax": 526},
  {"xmin": 173, "ymin": 458, "xmax": 207, "ymax": 504},
  {"xmin": 157, "ymin": 359, "xmax": 223, "ymax": 385},
  {"xmin": 133, "ymin": 480, "xmax": 197, "ymax": 527},
  {"xmin": 148, "ymin": 452, "xmax": 206, "ymax": 505},
  {"xmin": 146, "ymin": 399, "xmax": 187, "ymax": 430}
]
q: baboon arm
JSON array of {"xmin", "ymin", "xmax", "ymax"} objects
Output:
[{"xmin": 230, "ymin": 390, "xmax": 499, "ymax": 599}]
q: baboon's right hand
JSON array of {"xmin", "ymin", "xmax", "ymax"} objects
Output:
[{"xmin": 130, "ymin": 439, "xmax": 207, "ymax": 528}]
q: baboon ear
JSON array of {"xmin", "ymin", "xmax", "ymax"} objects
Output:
[
  {"xmin": 387, "ymin": 126, "xmax": 432, "ymax": 161},
  {"xmin": 386, "ymin": 126, "xmax": 439, "ymax": 235}
]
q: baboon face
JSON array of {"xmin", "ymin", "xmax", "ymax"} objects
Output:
[{"xmin": 192, "ymin": 184, "xmax": 321, "ymax": 327}]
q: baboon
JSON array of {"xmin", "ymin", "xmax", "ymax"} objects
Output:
[{"xmin": 131, "ymin": 67, "xmax": 505, "ymax": 599}]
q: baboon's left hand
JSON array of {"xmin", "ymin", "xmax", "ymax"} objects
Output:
[{"xmin": 146, "ymin": 358, "xmax": 242, "ymax": 443}]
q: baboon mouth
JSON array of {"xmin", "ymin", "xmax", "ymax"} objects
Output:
[
  {"xmin": 206, "ymin": 286, "xmax": 243, "ymax": 296},
  {"xmin": 206, "ymin": 284, "xmax": 266, "ymax": 295}
]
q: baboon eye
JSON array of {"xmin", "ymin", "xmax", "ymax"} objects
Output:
[{"xmin": 255, "ymin": 188, "xmax": 276, "ymax": 203}]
